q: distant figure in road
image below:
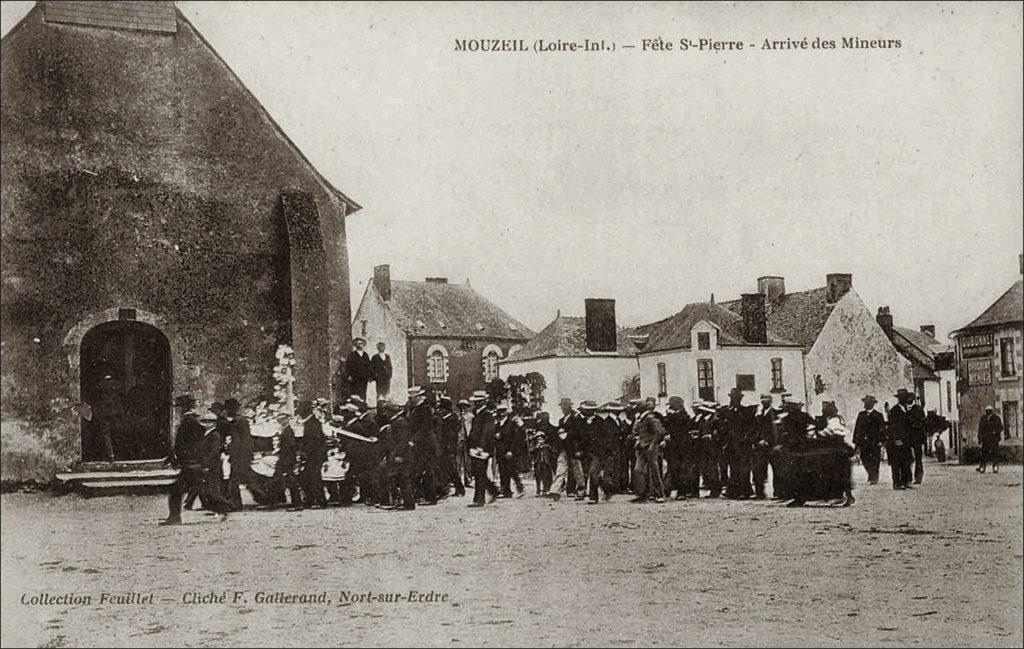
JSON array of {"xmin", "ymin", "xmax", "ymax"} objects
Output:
[
  {"xmin": 370, "ymin": 341, "xmax": 393, "ymax": 400},
  {"xmin": 345, "ymin": 337, "xmax": 372, "ymax": 400},
  {"xmin": 925, "ymin": 409, "xmax": 950, "ymax": 461},
  {"xmin": 977, "ymin": 406, "xmax": 1004, "ymax": 474},
  {"xmin": 853, "ymin": 395, "xmax": 885, "ymax": 484}
]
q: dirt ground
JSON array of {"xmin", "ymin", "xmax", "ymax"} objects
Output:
[{"xmin": 2, "ymin": 460, "xmax": 1021, "ymax": 648}]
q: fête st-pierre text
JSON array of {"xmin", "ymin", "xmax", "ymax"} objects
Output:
[{"xmin": 453, "ymin": 36, "xmax": 902, "ymax": 53}]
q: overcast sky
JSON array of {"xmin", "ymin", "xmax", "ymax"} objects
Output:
[{"xmin": 3, "ymin": 1, "xmax": 1022, "ymax": 338}]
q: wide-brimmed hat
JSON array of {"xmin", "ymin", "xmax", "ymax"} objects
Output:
[
  {"xmin": 602, "ymin": 401, "xmax": 624, "ymax": 412},
  {"xmin": 469, "ymin": 391, "xmax": 488, "ymax": 402},
  {"xmin": 862, "ymin": 395, "xmax": 878, "ymax": 404},
  {"xmin": 200, "ymin": 411, "xmax": 218, "ymax": 424},
  {"xmin": 347, "ymin": 395, "xmax": 368, "ymax": 411},
  {"xmin": 495, "ymin": 404, "xmax": 510, "ymax": 413},
  {"xmin": 438, "ymin": 395, "xmax": 453, "ymax": 405},
  {"xmin": 223, "ymin": 398, "xmax": 241, "ymax": 415},
  {"xmin": 174, "ymin": 394, "xmax": 196, "ymax": 409},
  {"xmin": 558, "ymin": 397, "xmax": 574, "ymax": 406},
  {"xmin": 894, "ymin": 388, "xmax": 915, "ymax": 400},
  {"xmin": 353, "ymin": 337, "xmax": 367, "ymax": 345},
  {"xmin": 457, "ymin": 399, "xmax": 471, "ymax": 407},
  {"xmin": 728, "ymin": 387, "xmax": 744, "ymax": 397},
  {"xmin": 759, "ymin": 393, "xmax": 773, "ymax": 401},
  {"xmin": 579, "ymin": 400, "xmax": 598, "ymax": 411}
]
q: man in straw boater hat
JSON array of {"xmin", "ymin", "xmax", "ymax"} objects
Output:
[
  {"xmin": 466, "ymin": 391, "xmax": 501, "ymax": 507},
  {"xmin": 161, "ymin": 395, "xmax": 232, "ymax": 525},
  {"xmin": 405, "ymin": 386, "xmax": 440, "ymax": 505},
  {"xmin": 494, "ymin": 403, "xmax": 526, "ymax": 498},
  {"xmin": 377, "ymin": 399, "xmax": 416, "ymax": 511},
  {"xmin": 694, "ymin": 400, "xmax": 723, "ymax": 499},
  {"xmin": 581, "ymin": 401, "xmax": 620, "ymax": 504},
  {"xmin": 630, "ymin": 396, "xmax": 666, "ymax": 504},
  {"xmin": 555, "ymin": 397, "xmax": 587, "ymax": 500},
  {"xmin": 751, "ymin": 393, "xmax": 778, "ymax": 500},
  {"xmin": 435, "ymin": 395, "xmax": 466, "ymax": 498},
  {"xmin": 853, "ymin": 394, "xmax": 885, "ymax": 485}
]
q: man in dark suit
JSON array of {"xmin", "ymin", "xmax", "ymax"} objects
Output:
[
  {"xmin": 295, "ymin": 399, "xmax": 327, "ymax": 509},
  {"xmin": 494, "ymin": 404, "xmax": 526, "ymax": 498},
  {"xmin": 162, "ymin": 396, "xmax": 231, "ymax": 525},
  {"xmin": 719, "ymin": 387, "xmax": 756, "ymax": 499},
  {"xmin": 467, "ymin": 391, "xmax": 500, "ymax": 507},
  {"xmin": 886, "ymin": 388, "xmax": 923, "ymax": 490},
  {"xmin": 407, "ymin": 386, "xmax": 440, "ymax": 505},
  {"xmin": 853, "ymin": 395, "xmax": 885, "ymax": 484},
  {"xmin": 631, "ymin": 397, "xmax": 666, "ymax": 503},
  {"xmin": 345, "ymin": 337, "xmax": 373, "ymax": 400},
  {"xmin": 380, "ymin": 400, "xmax": 417, "ymax": 510},
  {"xmin": 751, "ymin": 394, "xmax": 777, "ymax": 499},
  {"xmin": 223, "ymin": 397, "xmax": 265, "ymax": 510},
  {"xmin": 436, "ymin": 395, "xmax": 466, "ymax": 497},
  {"xmin": 663, "ymin": 396, "xmax": 692, "ymax": 500},
  {"xmin": 977, "ymin": 406, "xmax": 1004, "ymax": 473},
  {"xmin": 370, "ymin": 342, "xmax": 393, "ymax": 400}
]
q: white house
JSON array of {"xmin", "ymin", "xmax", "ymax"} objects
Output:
[{"xmin": 500, "ymin": 299, "xmax": 640, "ymax": 418}]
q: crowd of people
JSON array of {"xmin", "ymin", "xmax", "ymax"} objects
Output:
[{"xmin": 160, "ymin": 381, "xmax": 964, "ymax": 525}]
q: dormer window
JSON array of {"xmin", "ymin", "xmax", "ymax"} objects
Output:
[{"xmin": 697, "ymin": 332, "xmax": 711, "ymax": 350}]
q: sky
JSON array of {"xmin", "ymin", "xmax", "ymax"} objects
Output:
[{"xmin": 2, "ymin": 1, "xmax": 1022, "ymax": 339}]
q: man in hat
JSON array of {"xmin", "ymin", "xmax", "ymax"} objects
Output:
[
  {"xmin": 369, "ymin": 342, "xmax": 393, "ymax": 401},
  {"xmin": 853, "ymin": 395, "xmax": 885, "ymax": 484},
  {"xmin": 494, "ymin": 403, "xmax": 526, "ymax": 498},
  {"xmin": 406, "ymin": 387, "xmax": 440, "ymax": 505},
  {"xmin": 293, "ymin": 399, "xmax": 328, "ymax": 509},
  {"xmin": 977, "ymin": 405, "xmax": 1004, "ymax": 473},
  {"xmin": 379, "ymin": 400, "xmax": 416, "ymax": 510},
  {"xmin": 582, "ymin": 402, "xmax": 620, "ymax": 503},
  {"xmin": 162, "ymin": 398, "xmax": 231, "ymax": 525},
  {"xmin": 345, "ymin": 337, "xmax": 373, "ymax": 400},
  {"xmin": 435, "ymin": 395, "xmax": 466, "ymax": 497},
  {"xmin": 719, "ymin": 387, "xmax": 755, "ymax": 499},
  {"xmin": 555, "ymin": 397, "xmax": 587, "ymax": 500},
  {"xmin": 663, "ymin": 397, "xmax": 693, "ymax": 500},
  {"xmin": 467, "ymin": 391, "xmax": 500, "ymax": 507},
  {"xmin": 694, "ymin": 401, "xmax": 723, "ymax": 498},
  {"xmin": 751, "ymin": 394, "xmax": 777, "ymax": 499},
  {"xmin": 617, "ymin": 402, "xmax": 638, "ymax": 492},
  {"xmin": 774, "ymin": 396, "xmax": 816, "ymax": 507},
  {"xmin": 223, "ymin": 397, "xmax": 264, "ymax": 510},
  {"xmin": 457, "ymin": 399, "xmax": 473, "ymax": 488},
  {"xmin": 631, "ymin": 397, "xmax": 666, "ymax": 503},
  {"xmin": 886, "ymin": 389, "xmax": 922, "ymax": 490},
  {"xmin": 270, "ymin": 412, "xmax": 302, "ymax": 509}
]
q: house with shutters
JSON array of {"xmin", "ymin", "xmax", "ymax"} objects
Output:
[
  {"xmin": 351, "ymin": 265, "xmax": 534, "ymax": 403},
  {"xmin": 0, "ymin": 1, "xmax": 361, "ymax": 484},
  {"xmin": 499, "ymin": 299, "xmax": 641, "ymax": 417},
  {"xmin": 949, "ymin": 256, "xmax": 1023, "ymax": 463},
  {"xmin": 713, "ymin": 273, "xmax": 912, "ymax": 419},
  {"xmin": 634, "ymin": 296, "xmax": 806, "ymax": 408}
]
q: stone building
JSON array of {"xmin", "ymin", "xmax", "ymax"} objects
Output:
[
  {"xmin": 717, "ymin": 273, "xmax": 912, "ymax": 420},
  {"xmin": 351, "ymin": 265, "xmax": 533, "ymax": 402},
  {"xmin": 499, "ymin": 299, "xmax": 640, "ymax": 417},
  {"xmin": 635, "ymin": 297, "xmax": 807, "ymax": 409},
  {"xmin": 1, "ymin": 2, "xmax": 361, "ymax": 482},
  {"xmin": 950, "ymin": 257, "xmax": 1023, "ymax": 463}
]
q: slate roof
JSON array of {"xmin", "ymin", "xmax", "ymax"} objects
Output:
[
  {"xmin": 384, "ymin": 280, "xmax": 534, "ymax": 341},
  {"xmin": 43, "ymin": 1, "xmax": 177, "ymax": 34},
  {"xmin": 891, "ymin": 326, "xmax": 951, "ymax": 376},
  {"xmin": 719, "ymin": 286, "xmax": 836, "ymax": 352},
  {"xmin": 952, "ymin": 279, "xmax": 1024, "ymax": 334},
  {"xmin": 503, "ymin": 316, "xmax": 639, "ymax": 362},
  {"xmin": 641, "ymin": 302, "xmax": 796, "ymax": 354}
]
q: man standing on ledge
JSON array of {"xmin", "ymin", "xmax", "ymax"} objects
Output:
[
  {"xmin": 370, "ymin": 342, "xmax": 393, "ymax": 401},
  {"xmin": 346, "ymin": 337, "xmax": 373, "ymax": 400}
]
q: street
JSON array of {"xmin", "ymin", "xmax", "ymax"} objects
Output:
[{"xmin": 2, "ymin": 461, "xmax": 1022, "ymax": 648}]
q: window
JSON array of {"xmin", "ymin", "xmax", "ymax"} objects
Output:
[
  {"xmin": 966, "ymin": 358, "xmax": 992, "ymax": 386},
  {"xmin": 426, "ymin": 344, "xmax": 449, "ymax": 384},
  {"xmin": 482, "ymin": 344, "xmax": 503, "ymax": 382},
  {"xmin": 771, "ymin": 358, "xmax": 784, "ymax": 391},
  {"xmin": 1000, "ymin": 338, "xmax": 1017, "ymax": 377},
  {"xmin": 697, "ymin": 359, "xmax": 714, "ymax": 401},
  {"xmin": 946, "ymin": 380, "xmax": 952, "ymax": 414},
  {"xmin": 697, "ymin": 332, "xmax": 711, "ymax": 350},
  {"xmin": 1003, "ymin": 401, "xmax": 1020, "ymax": 439},
  {"xmin": 736, "ymin": 374, "xmax": 755, "ymax": 391},
  {"xmin": 360, "ymin": 320, "xmax": 368, "ymax": 338},
  {"xmin": 657, "ymin": 363, "xmax": 668, "ymax": 397}
]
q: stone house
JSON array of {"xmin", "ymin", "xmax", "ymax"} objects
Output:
[
  {"xmin": 351, "ymin": 265, "xmax": 533, "ymax": 402},
  {"xmin": 0, "ymin": 2, "xmax": 361, "ymax": 482}
]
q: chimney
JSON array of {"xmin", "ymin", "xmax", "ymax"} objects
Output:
[
  {"xmin": 373, "ymin": 265, "xmax": 392, "ymax": 301},
  {"xmin": 826, "ymin": 273, "xmax": 853, "ymax": 304},
  {"xmin": 584, "ymin": 298, "xmax": 617, "ymax": 353},
  {"xmin": 920, "ymin": 324, "xmax": 936, "ymax": 339},
  {"xmin": 876, "ymin": 306, "xmax": 894, "ymax": 340},
  {"xmin": 425, "ymin": 277, "xmax": 448, "ymax": 284},
  {"xmin": 741, "ymin": 293, "xmax": 768, "ymax": 344},
  {"xmin": 757, "ymin": 276, "xmax": 786, "ymax": 302}
]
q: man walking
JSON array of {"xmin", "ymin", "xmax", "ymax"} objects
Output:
[
  {"xmin": 345, "ymin": 337, "xmax": 373, "ymax": 400},
  {"xmin": 631, "ymin": 397, "xmax": 666, "ymax": 504},
  {"xmin": 494, "ymin": 404, "xmax": 526, "ymax": 498},
  {"xmin": 886, "ymin": 389, "xmax": 921, "ymax": 490},
  {"xmin": 370, "ymin": 342, "xmax": 393, "ymax": 400},
  {"xmin": 296, "ymin": 399, "xmax": 328, "ymax": 509},
  {"xmin": 162, "ymin": 396, "xmax": 231, "ymax": 525},
  {"xmin": 467, "ymin": 391, "xmax": 500, "ymax": 507},
  {"xmin": 555, "ymin": 398, "xmax": 587, "ymax": 500},
  {"xmin": 436, "ymin": 395, "xmax": 466, "ymax": 497},
  {"xmin": 853, "ymin": 395, "xmax": 885, "ymax": 485},
  {"xmin": 977, "ymin": 405, "xmax": 1004, "ymax": 473}
]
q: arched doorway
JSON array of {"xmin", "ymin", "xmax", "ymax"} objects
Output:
[{"xmin": 80, "ymin": 320, "xmax": 172, "ymax": 462}]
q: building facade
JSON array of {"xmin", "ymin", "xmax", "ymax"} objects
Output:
[
  {"xmin": 950, "ymin": 260, "xmax": 1023, "ymax": 463},
  {"xmin": 636, "ymin": 298, "xmax": 806, "ymax": 408},
  {"xmin": 499, "ymin": 299, "xmax": 640, "ymax": 418},
  {"xmin": 0, "ymin": 2, "xmax": 360, "ymax": 481},
  {"xmin": 351, "ymin": 265, "xmax": 533, "ymax": 402}
]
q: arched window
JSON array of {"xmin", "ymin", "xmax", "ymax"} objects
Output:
[
  {"xmin": 426, "ymin": 344, "xmax": 449, "ymax": 384},
  {"xmin": 482, "ymin": 344, "xmax": 503, "ymax": 382}
]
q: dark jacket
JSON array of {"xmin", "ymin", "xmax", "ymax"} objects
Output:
[
  {"xmin": 633, "ymin": 411, "xmax": 666, "ymax": 450},
  {"xmin": 370, "ymin": 352, "xmax": 393, "ymax": 383},
  {"xmin": 196, "ymin": 429, "xmax": 223, "ymax": 474},
  {"xmin": 225, "ymin": 416, "xmax": 255, "ymax": 464},
  {"xmin": 494, "ymin": 416, "xmax": 526, "ymax": 458},
  {"xmin": 753, "ymin": 405, "xmax": 777, "ymax": 449},
  {"xmin": 437, "ymin": 411, "xmax": 461, "ymax": 455},
  {"xmin": 275, "ymin": 425, "xmax": 298, "ymax": 476},
  {"xmin": 301, "ymin": 415, "xmax": 327, "ymax": 465},
  {"xmin": 468, "ymin": 407, "xmax": 496, "ymax": 455},
  {"xmin": 557, "ymin": 410, "xmax": 584, "ymax": 457},
  {"xmin": 718, "ymin": 404, "xmax": 755, "ymax": 451},
  {"xmin": 853, "ymin": 409, "xmax": 885, "ymax": 448},
  {"xmin": 979, "ymin": 413, "xmax": 1004, "ymax": 446},
  {"xmin": 887, "ymin": 403, "xmax": 925, "ymax": 446},
  {"xmin": 408, "ymin": 403, "xmax": 439, "ymax": 459},
  {"xmin": 346, "ymin": 350, "xmax": 373, "ymax": 382},
  {"xmin": 663, "ymin": 409, "xmax": 693, "ymax": 454},
  {"xmin": 172, "ymin": 412, "xmax": 204, "ymax": 466},
  {"xmin": 388, "ymin": 413, "xmax": 415, "ymax": 464},
  {"xmin": 583, "ymin": 416, "xmax": 618, "ymax": 460}
]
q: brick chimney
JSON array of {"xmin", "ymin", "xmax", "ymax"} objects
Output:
[
  {"xmin": 373, "ymin": 265, "xmax": 391, "ymax": 301},
  {"xmin": 741, "ymin": 293, "xmax": 768, "ymax": 344},
  {"xmin": 584, "ymin": 299, "xmax": 617, "ymax": 353},
  {"xmin": 920, "ymin": 324, "xmax": 936, "ymax": 339},
  {"xmin": 876, "ymin": 306, "xmax": 894, "ymax": 340},
  {"xmin": 826, "ymin": 273, "xmax": 853, "ymax": 304},
  {"xmin": 757, "ymin": 276, "xmax": 786, "ymax": 303},
  {"xmin": 425, "ymin": 277, "xmax": 448, "ymax": 284}
]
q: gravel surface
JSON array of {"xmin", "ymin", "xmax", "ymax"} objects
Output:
[{"xmin": 2, "ymin": 461, "xmax": 1021, "ymax": 647}]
